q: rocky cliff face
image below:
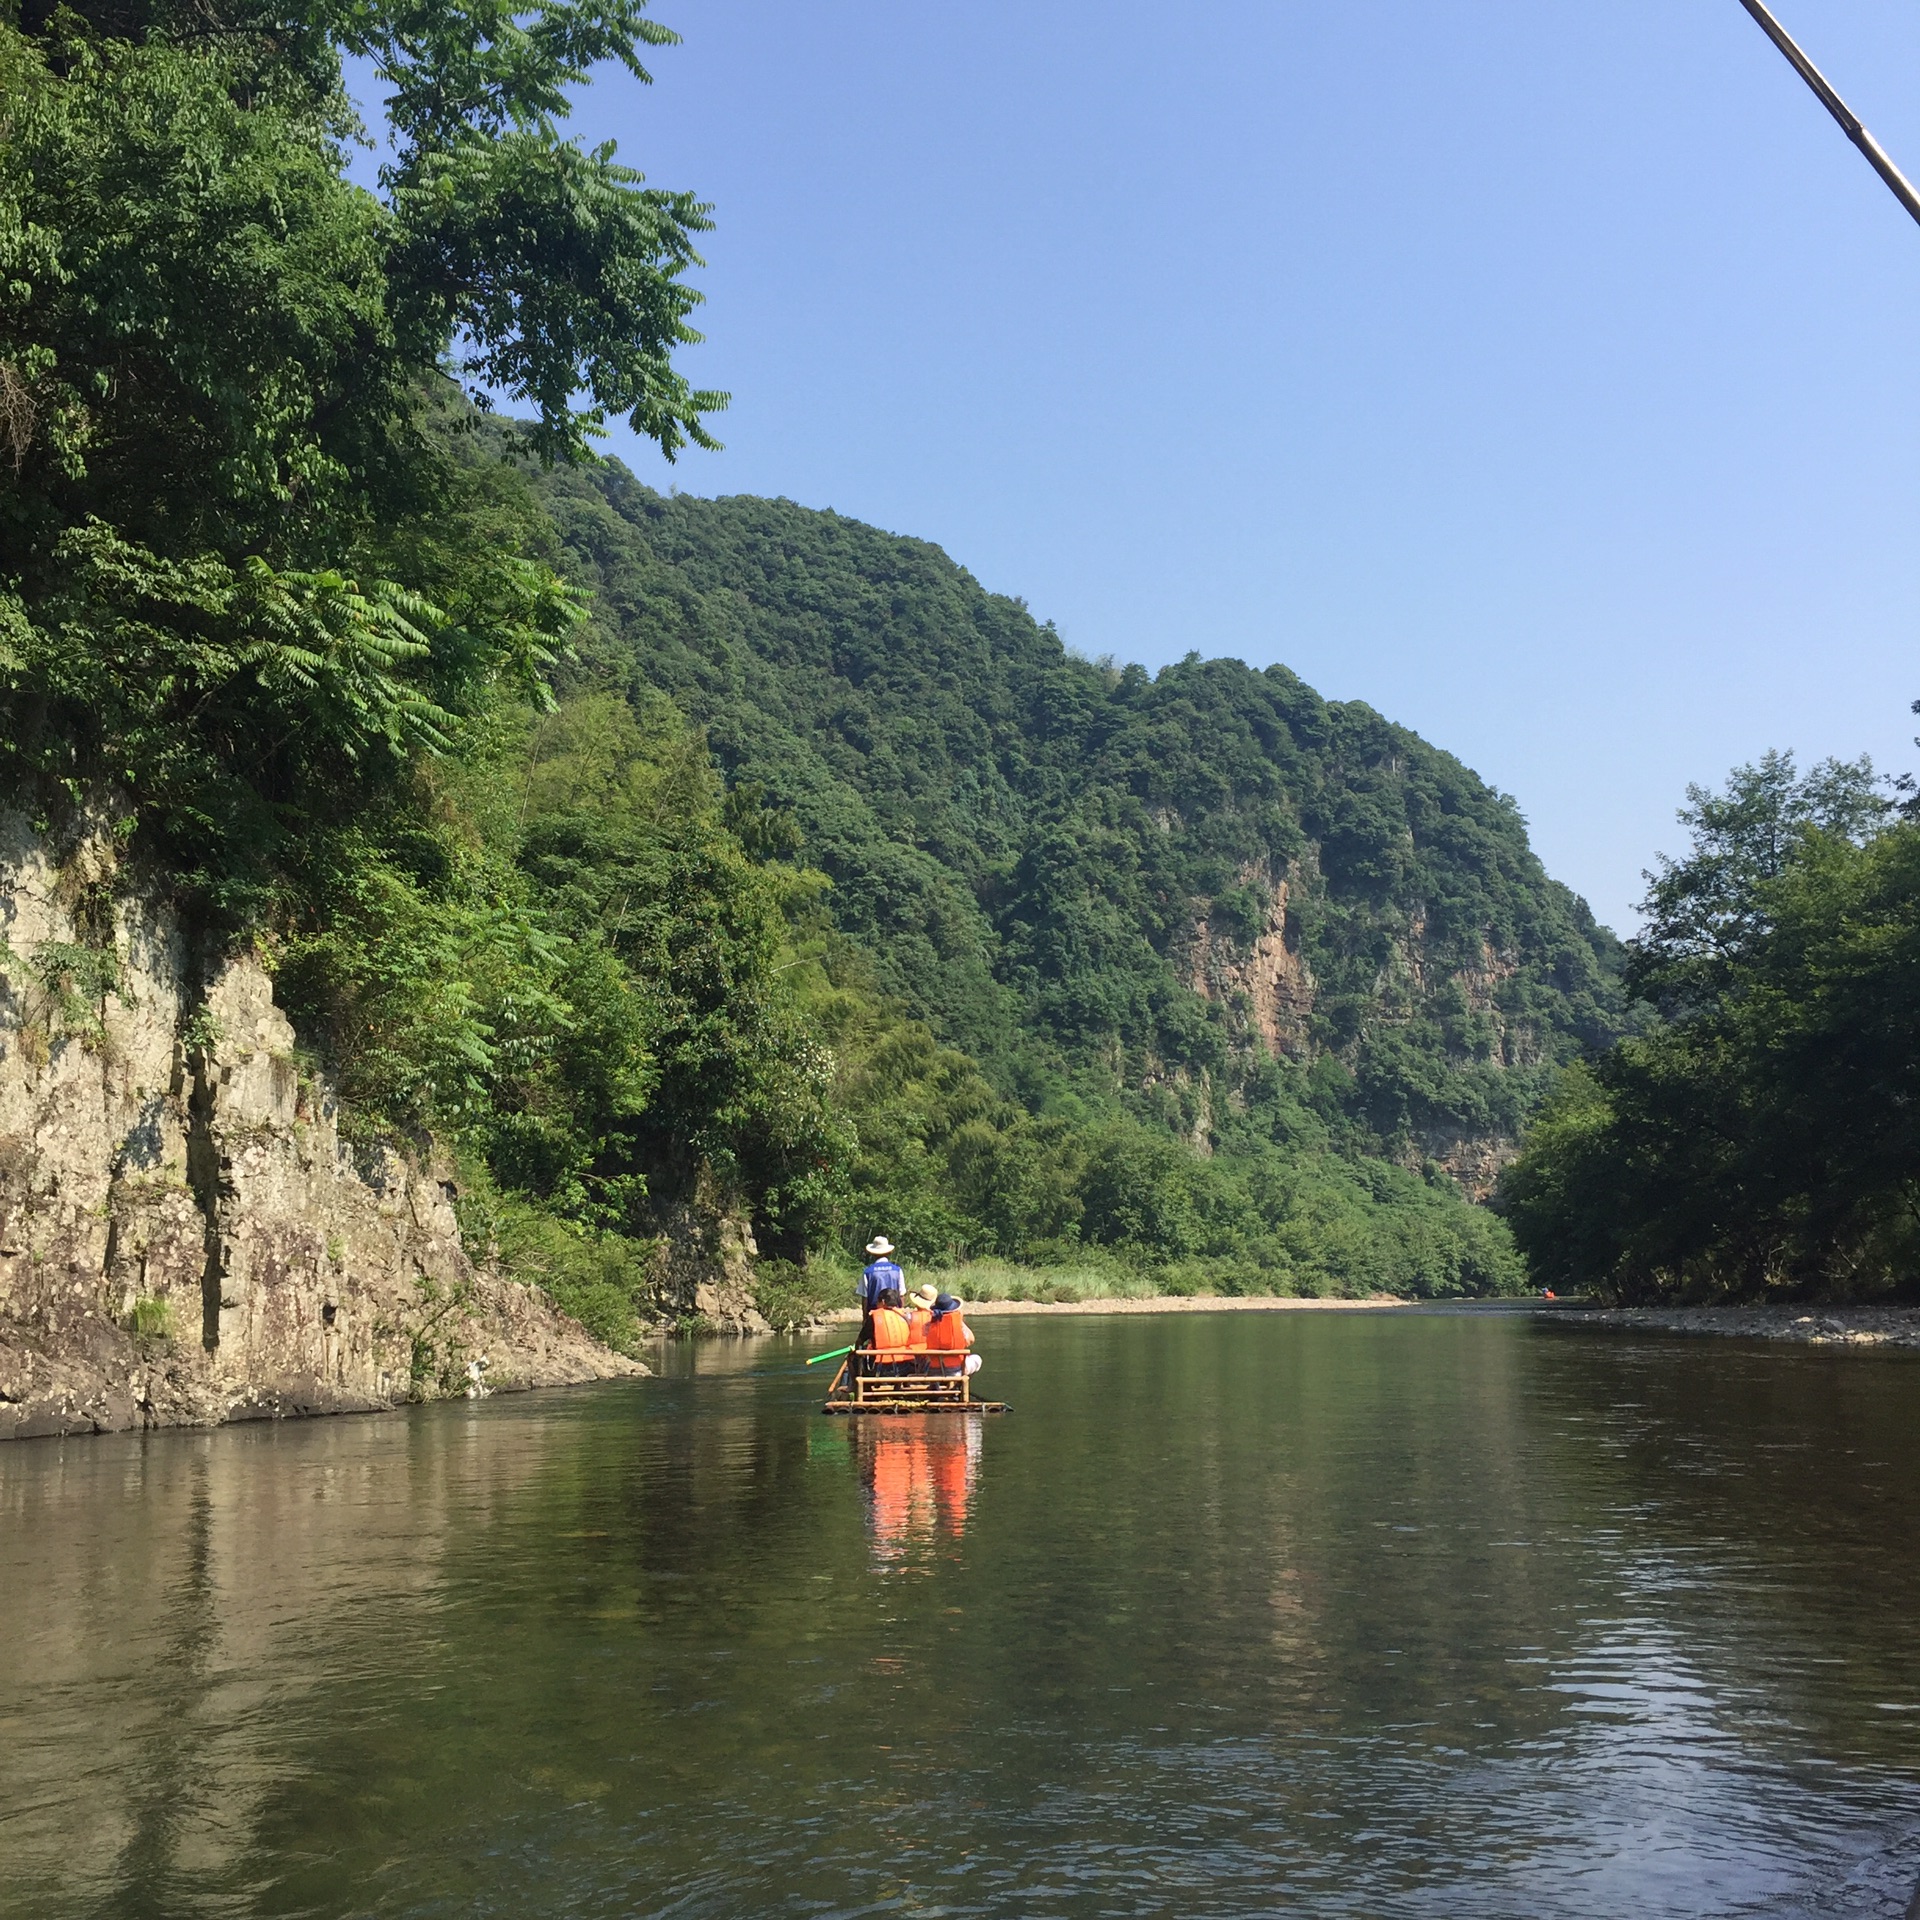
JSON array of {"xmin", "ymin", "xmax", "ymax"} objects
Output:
[
  {"xmin": 1186, "ymin": 862, "xmax": 1316, "ymax": 1060},
  {"xmin": 657, "ymin": 1186, "xmax": 771, "ymax": 1335},
  {"xmin": 1181, "ymin": 861, "xmax": 1537, "ymax": 1199},
  {"xmin": 0, "ymin": 815, "xmax": 644, "ymax": 1442}
]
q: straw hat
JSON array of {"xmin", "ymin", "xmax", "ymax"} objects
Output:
[
  {"xmin": 909, "ymin": 1285, "xmax": 939, "ymax": 1310},
  {"xmin": 865, "ymin": 1235, "xmax": 895, "ymax": 1257}
]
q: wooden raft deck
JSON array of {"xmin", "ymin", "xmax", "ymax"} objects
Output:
[{"xmin": 821, "ymin": 1353, "xmax": 1009, "ymax": 1416}]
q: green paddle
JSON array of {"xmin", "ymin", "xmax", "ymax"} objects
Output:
[{"xmin": 805, "ymin": 1343, "xmax": 856, "ymax": 1366}]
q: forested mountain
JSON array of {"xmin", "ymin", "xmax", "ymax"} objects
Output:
[
  {"xmin": 0, "ymin": 0, "xmax": 1632, "ymax": 1341},
  {"xmin": 537, "ymin": 467, "xmax": 1627, "ymax": 1197},
  {"xmin": 4, "ymin": 0, "xmax": 1898, "ymax": 1344}
]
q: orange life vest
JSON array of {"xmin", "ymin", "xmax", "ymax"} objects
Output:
[
  {"xmin": 923, "ymin": 1311, "xmax": 971, "ymax": 1372},
  {"xmin": 907, "ymin": 1307, "xmax": 934, "ymax": 1348},
  {"xmin": 870, "ymin": 1305, "xmax": 913, "ymax": 1358}
]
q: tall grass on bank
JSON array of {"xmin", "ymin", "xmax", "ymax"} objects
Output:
[{"xmin": 748, "ymin": 1252, "xmax": 1381, "ymax": 1329}]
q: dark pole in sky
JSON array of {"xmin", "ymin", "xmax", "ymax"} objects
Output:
[{"xmin": 1733, "ymin": 0, "xmax": 1920, "ymax": 229}]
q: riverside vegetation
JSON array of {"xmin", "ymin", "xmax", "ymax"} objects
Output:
[
  {"xmin": 1504, "ymin": 748, "xmax": 1920, "ymax": 1308},
  {"xmin": 512, "ymin": 470, "xmax": 1627, "ymax": 1324},
  {"xmin": 4, "ymin": 0, "xmax": 1672, "ymax": 1350}
]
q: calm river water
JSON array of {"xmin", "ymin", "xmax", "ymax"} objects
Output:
[{"xmin": 3, "ymin": 1309, "xmax": 1920, "ymax": 1919}]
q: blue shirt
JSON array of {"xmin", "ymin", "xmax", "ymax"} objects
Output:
[{"xmin": 861, "ymin": 1259, "xmax": 904, "ymax": 1309}]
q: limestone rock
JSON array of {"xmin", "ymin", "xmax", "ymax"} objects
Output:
[
  {"xmin": 1186, "ymin": 861, "xmax": 1315, "ymax": 1059},
  {"xmin": 656, "ymin": 1187, "xmax": 770, "ymax": 1334},
  {"xmin": 1182, "ymin": 856, "xmax": 1537, "ymax": 1197},
  {"xmin": 0, "ymin": 812, "xmax": 644, "ymax": 1443}
]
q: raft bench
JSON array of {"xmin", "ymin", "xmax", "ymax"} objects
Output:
[{"xmin": 822, "ymin": 1352, "xmax": 1008, "ymax": 1415}]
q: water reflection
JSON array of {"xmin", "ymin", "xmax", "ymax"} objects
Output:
[
  {"xmin": 0, "ymin": 1402, "xmax": 548, "ymax": 1917},
  {"xmin": 857, "ymin": 1418, "xmax": 981, "ymax": 1564},
  {"xmin": 3, "ymin": 1317, "xmax": 1920, "ymax": 1919}
]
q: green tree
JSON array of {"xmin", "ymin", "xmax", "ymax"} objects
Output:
[
  {"xmin": 1631, "ymin": 750, "xmax": 1890, "ymax": 1012},
  {"xmin": 0, "ymin": 0, "xmax": 721, "ymax": 909},
  {"xmin": 1505, "ymin": 752, "xmax": 1920, "ymax": 1302}
]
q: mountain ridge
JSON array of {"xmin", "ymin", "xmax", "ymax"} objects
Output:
[{"xmin": 533, "ymin": 462, "xmax": 1627, "ymax": 1194}]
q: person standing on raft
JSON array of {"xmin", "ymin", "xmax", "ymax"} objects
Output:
[
  {"xmin": 857, "ymin": 1237, "xmax": 906, "ymax": 1377},
  {"xmin": 861, "ymin": 1236, "xmax": 905, "ymax": 1311}
]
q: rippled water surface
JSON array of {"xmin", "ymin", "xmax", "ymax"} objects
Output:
[{"xmin": 4, "ymin": 1310, "xmax": 1920, "ymax": 1919}]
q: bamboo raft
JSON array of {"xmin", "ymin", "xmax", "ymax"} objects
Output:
[{"xmin": 822, "ymin": 1352, "xmax": 1009, "ymax": 1416}]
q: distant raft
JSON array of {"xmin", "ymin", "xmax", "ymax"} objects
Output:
[{"xmin": 821, "ymin": 1353, "xmax": 1008, "ymax": 1416}]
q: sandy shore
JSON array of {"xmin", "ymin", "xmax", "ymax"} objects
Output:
[
  {"xmin": 815, "ymin": 1294, "xmax": 1407, "ymax": 1323},
  {"xmin": 1551, "ymin": 1303, "xmax": 1920, "ymax": 1350},
  {"xmin": 809, "ymin": 1297, "xmax": 1920, "ymax": 1346},
  {"xmin": 963, "ymin": 1293, "xmax": 1408, "ymax": 1317}
]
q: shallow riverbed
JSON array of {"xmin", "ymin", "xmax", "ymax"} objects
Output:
[{"xmin": 3, "ymin": 1309, "xmax": 1919, "ymax": 1918}]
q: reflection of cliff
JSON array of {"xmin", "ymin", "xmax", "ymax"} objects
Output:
[
  {"xmin": 0, "ymin": 815, "xmax": 641, "ymax": 1440},
  {"xmin": 0, "ymin": 1407, "xmax": 549, "ymax": 1911},
  {"xmin": 859, "ymin": 1421, "xmax": 980, "ymax": 1564}
]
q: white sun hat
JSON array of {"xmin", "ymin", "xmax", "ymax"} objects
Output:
[{"xmin": 865, "ymin": 1235, "xmax": 895, "ymax": 1256}]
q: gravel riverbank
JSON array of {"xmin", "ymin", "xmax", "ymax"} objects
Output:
[
  {"xmin": 1550, "ymin": 1304, "xmax": 1920, "ymax": 1350},
  {"xmin": 814, "ymin": 1294, "xmax": 1407, "ymax": 1324},
  {"xmin": 814, "ymin": 1296, "xmax": 1920, "ymax": 1345}
]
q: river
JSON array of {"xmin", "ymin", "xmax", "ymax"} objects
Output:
[{"xmin": 3, "ymin": 1309, "xmax": 1919, "ymax": 1918}]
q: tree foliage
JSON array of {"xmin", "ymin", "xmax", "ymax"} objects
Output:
[
  {"xmin": 531, "ymin": 471, "xmax": 1626, "ymax": 1169},
  {"xmin": 270, "ymin": 691, "xmax": 850, "ymax": 1339},
  {"xmin": 1504, "ymin": 752, "xmax": 1920, "ymax": 1302},
  {"xmin": 432, "ymin": 466, "xmax": 1622, "ymax": 1305},
  {"xmin": 0, "ymin": 0, "xmax": 719, "ymax": 909},
  {"xmin": 0, "ymin": 0, "xmax": 1575, "ymax": 1330}
]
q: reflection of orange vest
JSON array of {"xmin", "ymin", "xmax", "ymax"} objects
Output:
[
  {"xmin": 924, "ymin": 1312, "xmax": 970, "ymax": 1372},
  {"xmin": 869, "ymin": 1430, "xmax": 919, "ymax": 1542},
  {"xmin": 871, "ymin": 1306, "xmax": 912, "ymax": 1356},
  {"xmin": 931, "ymin": 1431, "xmax": 973, "ymax": 1532}
]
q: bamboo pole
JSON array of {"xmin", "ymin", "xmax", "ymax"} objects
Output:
[{"xmin": 1733, "ymin": 0, "xmax": 1920, "ymax": 229}]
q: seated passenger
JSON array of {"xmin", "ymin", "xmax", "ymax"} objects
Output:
[
  {"xmin": 868, "ymin": 1289, "xmax": 916, "ymax": 1371},
  {"xmin": 923, "ymin": 1293, "xmax": 980, "ymax": 1376},
  {"xmin": 907, "ymin": 1285, "xmax": 940, "ymax": 1351}
]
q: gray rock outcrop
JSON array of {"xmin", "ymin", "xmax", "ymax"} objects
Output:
[
  {"xmin": 655, "ymin": 1186, "xmax": 771, "ymax": 1334},
  {"xmin": 0, "ymin": 814, "xmax": 644, "ymax": 1442}
]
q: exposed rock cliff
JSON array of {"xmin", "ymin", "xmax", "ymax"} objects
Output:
[
  {"xmin": 1179, "ymin": 862, "xmax": 1532, "ymax": 1198},
  {"xmin": 0, "ymin": 816, "xmax": 644, "ymax": 1442},
  {"xmin": 657, "ymin": 1186, "xmax": 771, "ymax": 1334},
  {"xmin": 1186, "ymin": 862, "xmax": 1316, "ymax": 1059}
]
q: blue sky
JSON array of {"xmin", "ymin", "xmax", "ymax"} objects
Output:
[{"xmin": 372, "ymin": 1, "xmax": 1920, "ymax": 932}]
